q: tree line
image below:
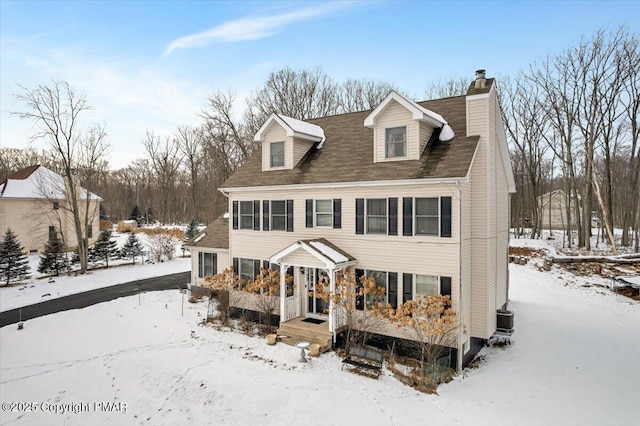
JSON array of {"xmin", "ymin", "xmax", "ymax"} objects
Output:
[{"xmin": 2, "ymin": 26, "xmax": 638, "ymax": 260}]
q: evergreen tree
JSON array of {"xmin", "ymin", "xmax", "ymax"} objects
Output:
[
  {"xmin": 99, "ymin": 203, "xmax": 107, "ymax": 220},
  {"xmin": 130, "ymin": 205, "xmax": 141, "ymax": 224},
  {"xmin": 93, "ymin": 230, "xmax": 119, "ymax": 267},
  {"xmin": 121, "ymin": 232, "xmax": 143, "ymax": 265},
  {"xmin": 38, "ymin": 232, "xmax": 66, "ymax": 276},
  {"xmin": 185, "ymin": 217, "xmax": 199, "ymax": 241},
  {"xmin": 0, "ymin": 229, "xmax": 31, "ymax": 285}
]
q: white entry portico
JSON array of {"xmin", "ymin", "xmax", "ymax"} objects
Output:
[{"xmin": 269, "ymin": 238, "xmax": 356, "ymax": 337}]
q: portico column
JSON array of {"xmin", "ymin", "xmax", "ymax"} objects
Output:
[
  {"xmin": 329, "ymin": 268, "xmax": 335, "ymax": 333},
  {"xmin": 280, "ymin": 263, "xmax": 286, "ymax": 322}
]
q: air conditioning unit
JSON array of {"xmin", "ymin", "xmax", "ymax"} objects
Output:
[{"xmin": 496, "ymin": 309, "xmax": 514, "ymax": 334}]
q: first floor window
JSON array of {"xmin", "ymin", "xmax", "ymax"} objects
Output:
[
  {"xmin": 198, "ymin": 252, "xmax": 217, "ymax": 278},
  {"xmin": 315, "ymin": 199, "xmax": 332, "ymax": 227},
  {"xmin": 87, "ymin": 225, "xmax": 93, "ymax": 239},
  {"xmin": 415, "ymin": 197, "xmax": 439, "ymax": 236},
  {"xmin": 240, "ymin": 201, "xmax": 253, "ymax": 229},
  {"xmin": 366, "ymin": 199, "xmax": 387, "ymax": 234},
  {"xmin": 366, "ymin": 269, "xmax": 388, "ymax": 306},
  {"xmin": 48, "ymin": 226, "xmax": 56, "ymax": 241},
  {"xmin": 415, "ymin": 274, "xmax": 439, "ymax": 297},
  {"xmin": 271, "ymin": 200, "xmax": 286, "ymax": 230},
  {"xmin": 239, "ymin": 258, "xmax": 255, "ymax": 283},
  {"xmin": 270, "ymin": 141, "xmax": 285, "ymax": 167}
]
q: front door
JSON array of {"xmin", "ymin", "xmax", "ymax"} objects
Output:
[{"xmin": 306, "ymin": 268, "xmax": 329, "ymax": 317}]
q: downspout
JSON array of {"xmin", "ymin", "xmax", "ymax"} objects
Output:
[{"xmin": 456, "ymin": 180, "xmax": 464, "ymax": 372}]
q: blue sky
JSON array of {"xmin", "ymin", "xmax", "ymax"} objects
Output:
[{"xmin": 1, "ymin": 0, "xmax": 639, "ymax": 169}]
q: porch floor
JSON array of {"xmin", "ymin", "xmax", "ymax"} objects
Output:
[{"xmin": 276, "ymin": 317, "xmax": 333, "ymax": 353}]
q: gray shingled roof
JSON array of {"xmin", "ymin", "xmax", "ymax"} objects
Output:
[
  {"xmin": 222, "ymin": 93, "xmax": 482, "ymax": 189},
  {"xmin": 184, "ymin": 215, "xmax": 229, "ymax": 249}
]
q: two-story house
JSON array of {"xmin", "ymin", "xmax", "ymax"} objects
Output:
[
  {"xmin": 186, "ymin": 70, "xmax": 515, "ymax": 370},
  {"xmin": 0, "ymin": 165, "xmax": 101, "ymax": 252}
]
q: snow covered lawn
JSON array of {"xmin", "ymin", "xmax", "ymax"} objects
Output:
[{"xmin": 1, "ymin": 254, "xmax": 638, "ymax": 426}]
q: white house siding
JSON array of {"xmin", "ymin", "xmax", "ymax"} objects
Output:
[
  {"xmin": 261, "ymin": 123, "xmax": 289, "ymax": 171},
  {"xmin": 292, "ymin": 138, "xmax": 314, "ymax": 167},
  {"xmin": 189, "ymin": 248, "xmax": 230, "ymax": 287},
  {"xmin": 227, "ymin": 183, "xmax": 462, "ymax": 323},
  {"xmin": 373, "ymin": 101, "xmax": 420, "ymax": 162},
  {"xmin": 419, "ymin": 121, "xmax": 435, "ymax": 155}
]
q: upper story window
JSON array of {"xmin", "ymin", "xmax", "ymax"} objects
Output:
[
  {"xmin": 366, "ymin": 199, "xmax": 387, "ymax": 234},
  {"xmin": 385, "ymin": 126, "xmax": 406, "ymax": 158},
  {"xmin": 270, "ymin": 142, "xmax": 285, "ymax": 167},
  {"xmin": 315, "ymin": 200, "xmax": 332, "ymax": 227},
  {"xmin": 415, "ymin": 198, "xmax": 439, "ymax": 236},
  {"xmin": 271, "ymin": 200, "xmax": 286, "ymax": 231},
  {"xmin": 239, "ymin": 201, "xmax": 254, "ymax": 230}
]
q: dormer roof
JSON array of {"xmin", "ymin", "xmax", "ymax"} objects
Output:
[
  {"xmin": 254, "ymin": 113, "xmax": 325, "ymax": 144},
  {"xmin": 364, "ymin": 91, "xmax": 455, "ymax": 141}
]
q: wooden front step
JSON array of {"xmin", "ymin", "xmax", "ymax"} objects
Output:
[{"xmin": 277, "ymin": 320, "xmax": 332, "ymax": 353}]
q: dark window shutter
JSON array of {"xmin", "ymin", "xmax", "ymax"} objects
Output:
[
  {"xmin": 253, "ymin": 259, "xmax": 261, "ymax": 280},
  {"xmin": 253, "ymin": 201, "xmax": 260, "ymax": 231},
  {"xmin": 333, "ymin": 199, "xmax": 342, "ymax": 229},
  {"xmin": 198, "ymin": 252, "xmax": 203, "ymax": 278},
  {"xmin": 232, "ymin": 201, "xmax": 238, "ymax": 230},
  {"xmin": 388, "ymin": 198, "xmax": 398, "ymax": 236},
  {"xmin": 270, "ymin": 263, "xmax": 279, "ymax": 271},
  {"xmin": 232, "ymin": 257, "xmax": 239, "ymax": 274},
  {"xmin": 355, "ymin": 269, "xmax": 365, "ymax": 311},
  {"xmin": 403, "ymin": 197, "xmax": 413, "ymax": 236},
  {"xmin": 263, "ymin": 200, "xmax": 270, "ymax": 231},
  {"xmin": 213, "ymin": 253, "xmax": 217, "ymax": 275},
  {"xmin": 306, "ymin": 199, "xmax": 313, "ymax": 228},
  {"xmin": 286, "ymin": 199, "xmax": 294, "ymax": 232},
  {"xmin": 441, "ymin": 276, "xmax": 452, "ymax": 297},
  {"xmin": 441, "ymin": 197, "xmax": 452, "ymax": 238},
  {"xmin": 388, "ymin": 272, "xmax": 398, "ymax": 309},
  {"xmin": 262, "ymin": 260, "xmax": 269, "ymax": 271},
  {"xmin": 402, "ymin": 273, "xmax": 413, "ymax": 303},
  {"xmin": 355, "ymin": 199, "xmax": 364, "ymax": 235}
]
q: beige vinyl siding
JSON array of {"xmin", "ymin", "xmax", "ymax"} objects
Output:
[
  {"xmin": 228, "ymin": 183, "xmax": 461, "ymax": 314},
  {"xmin": 495, "ymin": 101, "xmax": 510, "ymax": 309},
  {"xmin": 281, "ymin": 249, "xmax": 326, "ymax": 269},
  {"xmin": 485, "ymin": 92, "xmax": 498, "ymax": 335},
  {"xmin": 459, "ymin": 181, "xmax": 473, "ymax": 345},
  {"xmin": 0, "ymin": 197, "xmax": 99, "ymax": 253},
  {"xmin": 292, "ymin": 138, "xmax": 314, "ymax": 167},
  {"xmin": 373, "ymin": 100, "xmax": 419, "ymax": 162},
  {"xmin": 190, "ymin": 248, "xmax": 230, "ymax": 287},
  {"xmin": 419, "ymin": 121, "xmax": 435, "ymax": 155},
  {"xmin": 261, "ymin": 123, "xmax": 290, "ymax": 171}
]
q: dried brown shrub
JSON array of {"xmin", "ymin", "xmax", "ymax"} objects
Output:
[{"xmin": 135, "ymin": 227, "xmax": 185, "ymax": 240}]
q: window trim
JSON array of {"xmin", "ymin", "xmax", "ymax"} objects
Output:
[
  {"xmin": 385, "ymin": 126, "xmax": 407, "ymax": 159},
  {"xmin": 314, "ymin": 199, "xmax": 333, "ymax": 228},
  {"xmin": 198, "ymin": 251, "xmax": 217, "ymax": 278},
  {"xmin": 414, "ymin": 197, "xmax": 440, "ymax": 237},
  {"xmin": 239, "ymin": 258, "xmax": 255, "ymax": 283},
  {"xmin": 364, "ymin": 269, "xmax": 389, "ymax": 306},
  {"xmin": 270, "ymin": 200, "xmax": 287, "ymax": 231},
  {"xmin": 270, "ymin": 141, "xmax": 285, "ymax": 168},
  {"xmin": 365, "ymin": 198, "xmax": 388, "ymax": 235},
  {"xmin": 413, "ymin": 274, "xmax": 441, "ymax": 298},
  {"xmin": 239, "ymin": 201, "xmax": 254, "ymax": 230}
]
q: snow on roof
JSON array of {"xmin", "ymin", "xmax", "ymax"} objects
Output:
[
  {"xmin": 309, "ymin": 240, "xmax": 349, "ymax": 264},
  {"xmin": 253, "ymin": 113, "xmax": 325, "ymax": 144},
  {"xmin": 277, "ymin": 114, "xmax": 325, "ymax": 141},
  {"xmin": 0, "ymin": 165, "xmax": 102, "ymax": 201},
  {"xmin": 193, "ymin": 233, "xmax": 206, "ymax": 244}
]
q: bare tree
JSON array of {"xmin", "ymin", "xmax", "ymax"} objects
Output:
[
  {"xmin": 142, "ymin": 131, "xmax": 183, "ymax": 223},
  {"xmin": 424, "ymin": 76, "xmax": 469, "ymax": 99},
  {"xmin": 12, "ymin": 81, "xmax": 109, "ymax": 273},
  {"xmin": 176, "ymin": 126, "xmax": 203, "ymax": 220},
  {"xmin": 338, "ymin": 78, "xmax": 400, "ymax": 112}
]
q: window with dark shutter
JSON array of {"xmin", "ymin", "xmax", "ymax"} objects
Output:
[
  {"xmin": 388, "ymin": 198, "xmax": 398, "ymax": 236},
  {"xmin": 232, "ymin": 257, "xmax": 239, "ymax": 274},
  {"xmin": 402, "ymin": 273, "xmax": 413, "ymax": 303},
  {"xmin": 441, "ymin": 197, "xmax": 452, "ymax": 238},
  {"xmin": 355, "ymin": 269, "xmax": 365, "ymax": 310},
  {"xmin": 305, "ymin": 199, "xmax": 313, "ymax": 228},
  {"xmin": 333, "ymin": 199, "xmax": 341, "ymax": 229},
  {"xmin": 253, "ymin": 201, "xmax": 260, "ymax": 231},
  {"xmin": 271, "ymin": 201, "xmax": 286, "ymax": 231},
  {"xmin": 232, "ymin": 201, "xmax": 239, "ymax": 230},
  {"xmin": 403, "ymin": 197, "xmax": 412, "ymax": 236},
  {"xmin": 440, "ymin": 276, "xmax": 452, "ymax": 297},
  {"xmin": 388, "ymin": 272, "xmax": 398, "ymax": 309},
  {"xmin": 262, "ymin": 260, "xmax": 269, "ymax": 271},
  {"xmin": 253, "ymin": 260, "xmax": 261, "ymax": 280},
  {"xmin": 355, "ymin": 199, "xmax": 364, "ymax": 235},
  {"xmin": 286, "ymin": 200, "xmax": 294, "ymax": 232},
  {"xmin": 270, "ymin": 263, "xmax": 279, "ymax": 271},
  {"xmin": 263, "ymin": 200, "xmax": 270, "ymax": 231}
]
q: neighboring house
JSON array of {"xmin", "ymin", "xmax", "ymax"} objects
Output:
[
  {"xmin": 537, "ymin": 189, "xmax": 580, "ymax": 230},
  {"xmin": 185, "ymin": 214, "xmax": 230, "ymax": 281},
  {"xmin": 0, "ymin": 165, "xmax": 102, "ymax": 253},
  {"xmin": 189, "ymin": 70, "xmax": 516, "ymax": 370}
]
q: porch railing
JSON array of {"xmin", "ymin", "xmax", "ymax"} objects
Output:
[
  {"xmin": 284, "ymin": 295, "xmax": 299, "ymax": 321},
  {"xmin": 334, "ymin": 304, "xmax": 347, "ymax": 330}
]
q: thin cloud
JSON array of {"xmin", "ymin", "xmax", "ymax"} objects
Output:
[{"xmin": 164, "ymin": 2, "xmax": 352, "ymax": 55}]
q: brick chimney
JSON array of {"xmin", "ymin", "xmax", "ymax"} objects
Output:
[{"xmin": 474, "ymin": 69, "xmax": 486, "ymax": 89}]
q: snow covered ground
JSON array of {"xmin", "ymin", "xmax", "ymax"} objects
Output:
[
  {"xmin": 0, "ymin": 231, "xmax": 190, "ymax": 312},
  {"xmin": 1, "ymin": 239, "xmax": 639, "ymax": 425}
]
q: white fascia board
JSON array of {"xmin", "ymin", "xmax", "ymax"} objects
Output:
[
  {"xmin": 220, "ymin": 176, "xmax": 468, "ymax": 194},
  {"xmin": 253, "ymin": 114, "xmax": 285, "ymax": 142},
  {"xmin": 463, "ymin": 140, "xmax": 481, "ymax": 181},
  {"xmin": 365, "ymin": 91, "xmax": 446, "ymax": 128},
  {"xmin": 292, "ymin": 132, "xmax": 323, "ymax": 143},
  {"xmin": 269, "ymin": 241, "xmax": 335, "ymax": 269}
]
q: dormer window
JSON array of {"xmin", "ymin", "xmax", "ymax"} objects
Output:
[
  {"xmin": 385, "ymin": 127, "xmax": 406, "ymax": 158},
  {"xmin": 270, "ymin": 142, "xmax": 285, "ymax": 167}
]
